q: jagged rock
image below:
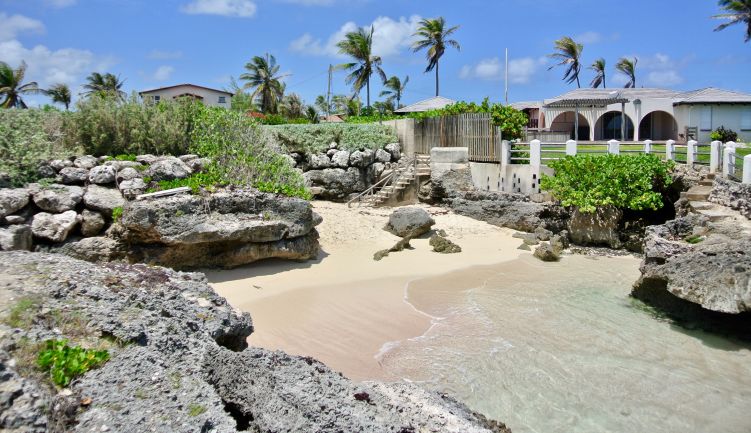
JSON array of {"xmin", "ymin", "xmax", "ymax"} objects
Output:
[
  {"xmin": 117, "ymin": 178, "xmax": 146, "ymax": 200},
  {"xmin": 708, "ymin": 176, "xmax": 751, "ymax": 219},
  {"xmin": 83, "ymin": 185, "xmax": 125, "ymax": 215},
  {"xmin": 430, "ymin": 234, "xmax": 462, "ymax": 253},
  {"xmin": 88, "ymin": 165, "xmax": 117, "ymax": 185},
  {"xmin": 326, "ymin": 148, "xmax": 338, "ymax": 158},
  {"xmin": 115, "ymin": 167, "xmax": 140, "ymax": 182},
  {"xmin": 31, "ymin": 184, "xmax": 83, "ymax": 213},
  {"xmin": 187, "ymin": 157, "xmax": 211, "ymax": 173},
  {"xmin": 385, "ymin": 142, "xmax": 401, "ymax": 161},
  {"xmin": 534, "ymin": 242, "xmax": 560, "ymax": 262},
  {"xmin": 0, "ymin": 225, "xmax": 32, "ymax": 251},
  {"xmin": 80, "ymin": 209, "xmax": 106, "ymax": 237},
  {"xmin": 308, "ymin": 153, "xmax": 332, "ymax": 170},
  {"xmin": 0, "ymin": 350, "xmax": 49, "ymax": 432},
  {"xmin": 331, "ymin": 150, "xmax": 351, "ymax": 168},
  {"xmin": 3, "ymin": 215, "xmax": 25, "ymax": 225},
  {"xmin": 550, "ymin": 234, "xmax": 568, "ymax": 253},
  {"xmin": 450, "ymin": 191, "xmax": 568, "ymax": 233},
  {"xmin": 375, "ymin": 148, "xmax": 391, "ymax": 163},
  {"xmin": 0, "ymin": 189, "xmax": 29, "ymax": 218},
  {"xmin": 73, "ymin": 155, "xmax": 98, "ymax": 169},
  {"xmin": 36, "ymin": 163, "xmax": 57, "ymax": 178},
  {"xmin": 31, "ymin": 211, "xmax": 79, "ymax": 242},
  {"xmin": 373, "ymin": 236, "xmax": 413, "ymax": 261},
  {"xmin": 39, "ymin": 236, "xmax": 126, "ymax": 262},
  {"xmin": 384, "ymin": 207, "xmax": 435, "ymax": 238},
  {"xmin": 178, "ymin": 154, "xmax": 199, "ymax": 163},
  {"xmin": 136, "ymin": 154, "xmax": 157, "ymax": 164},
  {"xmin": 304, "ymin": 168, "xmax": 366, "ymax": 201},
  {"xmin": 534, "ymin": 226, "xmax": 554, "ymax": 241},
  {"xmin": 349, "ymin": 149, "xmax": 375, "ymax": 168},
  {"xmin": 49, "ymin": 159, "xmax": 73, "ymax": 172},
  {"xmin": 368, "ymin": 162, "xmax": 385, "ymax": 180},
  {"xmin": 146, "ymin": 157, "xmax": 192, "ymax": 181},
  {"xmin": 568, "ymin": 206, "xmax": 623, "ymax": 249},
  {"xmin": 58, "ymin": 167, "xmax": 89, "ymax": 185},
  {"xmin": 104, "ymin": 160, "xmax": 143, "ymax": 171}
]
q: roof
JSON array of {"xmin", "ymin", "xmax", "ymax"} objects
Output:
[
  {"xmin": 543, "ymin": 88, "xmax": 680, "ymax": 108},
  {"xmin": 139, "ymin": 83, "xmax": 234, "ymax": 96},
  {"xmin": 510, "ymin": 101, "xmax": 542, "ymax": 110},
  {"xmin": 394, "ymin": 96, "xmax": 457, "ymax": 113},
  {"xmin": 672, "ymin": 87, "xmax": 751, "ymax": 105}
]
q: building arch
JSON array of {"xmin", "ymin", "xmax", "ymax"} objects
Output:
[
  {"xmin": 595, "ymin": 111, "xmax": 635, "ymax": 140},
  {"xmin": 549, "ymin": 111, "xmax": 590, "ymax": 140},
  {"xmin": 638, "ymin": 110, "xmax": 677, "ymax": 141}
]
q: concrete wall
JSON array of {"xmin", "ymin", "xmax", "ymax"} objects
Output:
[
  {"xmin": 141, "ymin": 85, "xmax": 231, "ymax": 108},
  {"xmin": 674, "ymin": 105, "xmax": 751, "ymax": 143},
  {"xmin": 382, "ymin": 118, "xmax": 417, "ymax": 155}
]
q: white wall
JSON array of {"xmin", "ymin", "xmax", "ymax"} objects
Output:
[
  {"xmin": 674, "ymin": 104, "xmax": 751, "ymax": 143},
  {"xmin": 141, "ymin": 85, "xmax": 231, "ymax": 108}
]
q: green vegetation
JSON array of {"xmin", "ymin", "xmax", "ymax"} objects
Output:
[
  {"xmin": 615, "ymin": 57, "xmax": 638, "ymax": 88},
  {"xmin": 37, "ymin": 339, "xmax": 109, "ymax": 387},
  {"xmin": 541, "ymin": 154, "xmax": 674, "ymax": 213},
  {"xmin": 549, "ymin": 36, "xmax": 584, "ymax": 88},
  {"xmin": 266, "ymin": 123, "xmax": 397, "ymax": 154},
  {"xmin": 412, "ymin": 17, "xmax": 461, "ymax": 97},
  {"xmin": 412, "ymin": 99, "xmax": 529, "ymax": 140},
  {"xmin": 336, "ymin": 26, "xmax": 386, "ymax": 108},
  {"xmin": 684, "ymin": 234, "xmax": 704, "ymax": 244},
  {"xmin": 187, "ymin": 404, "xmax": 207, "ymax": 417},
  {"xmin": 2, "ymin": 296, "xmax": 41, "ymax": 329},
  {"xmin": 712, "ymin": 0, "xmax": 751, "ymax": 43},
  {"xmin": 111, "ymin": 206, "xmax": 123, "ymax": 222},
  {"xmin": 710, "ymin": 126, "xmax": 739, "ymax": 142},
  {"xmin": 240, "ymin": 53, "xmax": 286, "ymax": 114},
  {"xmin": 0, "ymin": 61, "xmax": 41, "ymax": 109}
]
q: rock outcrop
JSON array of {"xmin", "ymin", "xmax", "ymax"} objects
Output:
[
  {"xmin": 449, "ymin": 191, "xmax": 568, "ymax": 233},
  {"xmin": 384, "ymin": 207, "xmax": 435, "ymax": 238},
  {"xmin": 0, "ymin": 251, "xmax": 509, "ymax": 433}
]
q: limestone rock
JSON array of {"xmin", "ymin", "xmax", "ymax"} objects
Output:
[
  {"xmin": 384, "ymin": 207, "xmax": 435, "ymax": 238},
  {"xmin": 308, "ymin": 153, "xmax": 332, "ymax": 170},
  {"xmin": 83, "ymin": 185, "xmax": 125, "ymax": 215},
  {"xmin": 73, "ymin": 155, "xmax": 98, "ymax": 169},
  {"xmin": 331, "ymin": 150, "xmax": 351, "ymax": 168},
  {"xmin": 118, "ymin": 178, "xmax": 146, "ymax": 200},
  {"xmin": 0, "ymin": 188, "xmax": 29, "ymax": 218},
  {"xmin": 375, "ymin": 148, "xmax": 392, "ymax": 163},
  {"xmin": 534, "ymin": 242, "xmax": 560, "ymax": 262},
  {"xmin": 136, "ymin": 154, "xmax": 157, "ymax": 164},
  {"xmin": 36, "ymin": 163, "xmax": 57, "ymax": 178},
  {"xmin": 115, "ymin": 167, "xmax": 140, "ymax": 182},
  {"xmin": 326, "ymin": 148, "xmax": 338, "ymax": 158},
  {"xmin": 88, "ymin": 165, "xmax": 117, "ymax": 185},
  {"xmin": 187, "ymin": 157, "xmax": 211, "ymax": 173},
  {"xmin": 81, "ymin": 209, "xmax": 106, "ymax": 237},
  {"xmin": 385, "ymin": 142, "xmax": 401, "ymax": 161},
  {"xmin": 0, "ymin": 225, "xmax": 32, "ymax": 251},
  {"xmin": 450, "ymin": 191, "xmax": 568, "ymax": 233},
  {"xmin": 49, "ymin": 159, "xmax": 73, "ymax": 172},
  {"xmin": 304, "ymin": 167, "xmax": 366, "ymax": 201},
  {"xmin": 41, "ymin": 236, "xmax": 126, "ymax": 262},
  {"xmin": 146, "ymin": 156, "xmax": 192, "ymax": 181},
  {"xmin": 708, "ymin": 176, "xmax": 751, "ymax": 219},
  {"xmin": 567, "ymin": 206, "xmax": 623, "ymax": 249},
  {"xmin": 350, "ymin": 149, "xmax": 375, "ymax": 168},
  {"xmin": 178, "ymin": 154, "xmax": 199, "ymax": 163},
  {"xmin": 59, "ymin": 167, "xmax": 89, "ymax": 185},
  {"xmin": 430, "ymin": 234, "xmax": 462, "ymax": 253},
  {"xmin": 31, "ymin": 184, "xmax": 83, "ymax": 213},
  {"xmin": 3, "ymin": 215, "xmax": 25, "ymax": 225},
  {"xmin": 31, "ymin": 211, "xmax": 79, "ymax": 242},
  {"xmin": 534, "ymin": 226, "xmax": 554, "ymax": 241}
]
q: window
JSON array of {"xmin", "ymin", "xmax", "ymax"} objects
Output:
[
  {"xmin": 699, "ymin": 107, "xmax": 712, "ymax": 131},
  {"xmin": 741, "ymin": 108, "xmax": 751, "ymax": 131},
  {"xmin": 154, "ymin": 95, "xmax": 161, "ymax": 102},
  {"xmin": 218, "ymin": 96, "xmax": 227, "ymax": 104}
]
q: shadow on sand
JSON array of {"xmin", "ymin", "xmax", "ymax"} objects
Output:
[{"xmin": 203, "ymin": 248, "xmax": 331, "ymax": 284}]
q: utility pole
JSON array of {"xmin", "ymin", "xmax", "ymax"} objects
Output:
[
  {"xmin": 504, "ymin": 48, "xmax": 509, "ymax": 105},
  {"xmin": 326, "ymin": 64, "xmax": 332, "ymax": 117}
]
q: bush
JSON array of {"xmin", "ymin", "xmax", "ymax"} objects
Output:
[
  {"xmin": 709, "ymin": 126, "xmax": 738, "ymax": 143},
  {"xmin": 411, "ymin": 98, "xmax": 528, "ymax": 140},
  {"xmin": 0, "ymin": 109, "xmax": 76, "ymax": 186},
  {"xmin": 541, "ymin": 154, "xmax": 674, "ymax": 213},
  {"xmin": 37, "ymin": 339, "xmax": 109, "ymax": 387},
  {"xmin": 265, "ymin": 123, "xmax": 398, "ymax": 154}
]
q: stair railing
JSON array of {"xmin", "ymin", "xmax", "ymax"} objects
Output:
[{"xmin": 346, "ymin": 155, "xmax": 417, "ymax": 208}]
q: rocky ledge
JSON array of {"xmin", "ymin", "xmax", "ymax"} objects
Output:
[{"xmin": 0, "ymin": 251, "xmax": 509, "ymax": 433}]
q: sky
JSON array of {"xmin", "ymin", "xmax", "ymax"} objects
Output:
[{"xmin": 1, "ymin": 0, "xmax": 750, "ymax": 108}]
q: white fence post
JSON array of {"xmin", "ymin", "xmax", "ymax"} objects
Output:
[
  {"xmin": 643, "ymin": 140, "xmax": 652, "ymax": 154},
  {"xmin": 723, "ymin": 145, "xmax": 736, "ymax": 176},
  {"xmin": 710, "ymin": 141, "xmax": 721, "ymax": 173},
  {"xmin": 501, "ymin": 140, "xmax": 511, "ymax": 166},
  {"xmin": 687, "ymin": 140, "xmax": 697, "ymax": 165},
  {"xmin": 565, "ymin": 140, "xmax": 577, "ymax": 156},
  {"xmin": 608, "ymin": 140, "xmax": 620, "ymax": 155},
  {"xmin": 744, "ymin": 155, "xmax": 751, "ymax": 184},
  {"xmin": 666, "ymin": 139, "xmax": 675, "ymax": 161},
  {"xmin": 530, "ymin": 139, "xmax": 541, "ymax": 168}
]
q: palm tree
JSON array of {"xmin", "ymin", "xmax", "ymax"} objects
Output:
[
  {"xmin": 615, "ymin": 57, "xmax": 638, "ymax": 88},
  {"xmin": 281, "ymin": 93, "xmax": 305, "ymax": 118},
  {"xmin": 83, "ymin": 72, "xmax": 126, "ymax": 100},
  {"xmin": 45, "ymin": 83, "xmax": 72, "ymax": 110},
  {"xmin": 336, "ymin": 26, "xmax": 386, "ymax": 108},
  {"xmin": 713, "ymin": 0, "xmax": 751, "ymax": 42},
  {"xmin": 589, "ymin": 58, "xmax": 606, "ymax": 89},
  {"xmin": 0, "ymin": 61, "xmax": 41, "ymax": 109},
  {"xmin": 379, "ymin": 75, "xmax": 409, "ymax": 108},
  {"xmin": 412, "ymin": 17, "xmax": 460, "ymax": 97},
  {"xmin": 548, "ymin": 36, "xmax": 584, "ymax": 88},
  {"xmin": 305, "ymin": 106, "xmax": 319, "ymax": 124},
  {"xmin": 240, "ymin": 53, "xmax": 287, "ymax": 114}
]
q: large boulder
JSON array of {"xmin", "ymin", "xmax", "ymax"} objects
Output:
[
  {"xmin": 304, "ymin": 167, "xmax": 367, "ymax": 201},
  {"xmin": 73, "ymin": 155, "xmax": 98, "ymax": 169},
  {"xmin": 31, "ymin": 184, "xmax": 84, "ymax": 213},
  {"xmin": 308, "ymin": 153, "xmax": 332, "ymax": 170},
  {"xmin": 385, "ymin": 142, "xmax": 401, "ymax": 161},
  {"xmin": 115, "ymin": 167, "xmax": 140, "ymax": 182},
  {"xmin": 449, "ymin": 191, "xmax": 568, "ymax": 233},
  {"xmin": 58, "ymin": 167, "xmax": 89, "ymax": 185},
  {"xmin": 118, "ymin": 178, "xmax": 147, "ymax": 200},
  {"xmin": 0, "ymin": 188, "xmax": 29, "ymax": 218},
  {"xmin": 567, "ymin": 206, "xmax": 623, "ymax": 249},
  {"xmin": 30, "ymin": 210, "xmax": 79, "ymax": 242},
  {"xmin": 0, "ymin": 225, "xmax": 32, "ymax": 251},
  {"xmin": 375, "ymin": 148, "xmax": 392, "ymax": 163},
  {"xmin": 83, "ymin": 185, "xmax": 126, "ymax": 215},
  {"xmin": 80, "ymin": 209, "xmax": 106, "ymax": 237},
  {"xmin": 146, "ymin": 156, "xmax": 192, "ymax": 181},
  {"xmin": 349, "ymin": 149, "xmax": 375, "ymax": 168},
  {"xmin": 331, "ymin": 150, "xmax": 351, "ymax": 168},
  {"xmin": 708, "ymin": 176, "xmax": 751, "ymax": 219},
  {"xmin": 534, "ymin": 242, "xmax": 560, "ymax": 262},
  {"xmin": 384, "ymin": 207, "xmax": 435, "ymax": 238},
  {"xmin": 39, "ymin": 236, "xmax": 126, "ymax": 262},
  {"xmin": 88, "ymin": 165, "xmax": 117, "ymax": 185},
  {"xmin": 49, "ymin": 159, "xmax": 73, "ymax": 172}
]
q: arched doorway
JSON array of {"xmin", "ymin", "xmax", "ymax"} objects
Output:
[
  {"xmin": 549, "ymin": 112, "xmax": 590, "ymax": 140},
  {"xmin": 595, "ymin": 111, "xmax": 634, "ymax": 140},
  {"xmin": 639, "ymin": 111, "xmax": 677, "ymax": 141}
]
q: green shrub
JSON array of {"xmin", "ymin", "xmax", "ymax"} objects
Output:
[
  {"xmin": 111, "ymin": 206, "xmax": 123, "ymax": 222},
  {"xmin": 37, "ymin": 339, "xmax": 109, "ymax": 387},
  {"xmin": 709, "ymin": 126, "xmax": 738, "ymax": 143},
  {"xmin": 541, "ymin": 154, "xmax": 674, "ymax": 213},
  {"xmin": 265, "ymin": 123, "xmax": 397, "ymax": 154},
  {"xmin": 411, "ymin": 98, "xmax": 528, "ymax": 140}
]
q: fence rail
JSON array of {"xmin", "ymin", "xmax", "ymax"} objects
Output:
[{"xmin": 414, "ymin": 114, "xmax": 501, "ymax": 163}]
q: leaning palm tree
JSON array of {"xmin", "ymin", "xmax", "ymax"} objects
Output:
[
  {"xmin": 412, "ymin": 17, "xmax": 460, "ymax": 97},
  {"xmin": 615, "ymin": 57, "xmax": 638, "ymax": 88},
  {"xmin": 83, "ymin": 72, "xmax": 126, "ymax": 100},
  {"xmin": 45, "ymin": 83, "xmax": 72, "ymax": 110},
  {"xmin": 713, "ymin": 0, "xmax": 751, "ymax": 42},
  {"xmin": 589, "ymin": 58, "xmax": 606, "ymax": 89},
  {"xmin": 305, "ymin": 106, "xmax": 319, "ymax": 124},
  {"xmin": 281, "ymin": 93, "xmax": 305, "ymax": 118},
  {"xmin": 379, "ymin": 75, "xmax": 409, "ymax": 108},
  {"xmin": 0, "ymin": 61, "xmax": 41, "ymax": 109},
  {"xmin": 240, "ymin": 53, "xmax": 287, "ymax": 114},
  {"xmin": 336, "ymin": 26, "xmax": 386, "ymax": 108},
  {"xmin": 548, "ymin": 36, "xmax": 584, "ymax": 88}
]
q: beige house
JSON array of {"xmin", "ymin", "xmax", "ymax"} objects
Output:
[
  {"xmin": 139, "ymin": 84, "xmax": 233, "ymax": 108},
  {"xmin": 516, "ymin": 87, "xmax": 751, "ymax": 143}
]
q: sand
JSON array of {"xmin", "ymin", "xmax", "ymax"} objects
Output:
[{"xmin": 206, "ymin": 201, "xmax": 525, "ymax": 381}]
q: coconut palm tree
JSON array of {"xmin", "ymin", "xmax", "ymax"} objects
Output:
[
  {"xmin": 82, "ymin": 72, "xmax": 126, "ymax": 100},
  {"xmin": 589, "ymin": 58, "xmax": 606, "ymax": 89},
  {"xmin": 0, "ymin": 61, "xmax": 41, "ymax": 109},
  {"xmin": 615, "ymin": 57, "xmax": 638, "ymax": 88},
  {"xmin": 713, "ymin": 0, "xmax": 751, "ymax": 42},
  {"xmin": 336, "ymin": 26, "xmax": 386, "ymax": 108},
  {"xmin": 45, "ymin": 83, "xmax": 72, "ymax": 110},
  {"xmin": 240, "ymin": 53, "xmax": 287, "ymax": 114},
  {"xmin": 412, "ymin": 17, "xmax": 460, "ymax": 97},
  {"xmin": 281, "ymin": 93, "xmax": 305, "ymax": 118},
  {"xmin": 548, "ymin": 36, "xmax": 584, "ymax": 88},
  {"xmin": 379, "ymin": 75, "xmax": 409, "ymax": 108},
  {"xmin": 305, "ymin": 106, "xmax": 319, "ymax": 124}
]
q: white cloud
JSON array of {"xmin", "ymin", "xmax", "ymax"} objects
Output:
[
  {"xmin": 574, "ymin": 31, "xmax": 601, "ymax": 44},
  {"xmin": 289, "ymin": 15, "xmax": 421, "ymax": 58},
  {"xmin": 0, "ymin": 13, "xmax": 45, "ymax": 42},
  {"xmin": 647, "ymin": 70, "xmax": 682, "ymax": 87},
  {"xmin": 151, "ymin": 65, "xmax": 174, "ymax": 82},
  {"xmin": 148, "ymin": 50, "xmax": 183, "ymax": 60},
  {"xmin": 637, "ymin": 53, "xmax": 690, "ymax": 87},
  {"xmin": 460, "ymin": 57, "xmax": 546, "ymax": 84},
  {"xmin": 45, "ymin": 0, "xmax": 77, "ymax": 8},
  {"xmin": 180, "ymin": 0, "xmax": 256, "ymax": 17}
]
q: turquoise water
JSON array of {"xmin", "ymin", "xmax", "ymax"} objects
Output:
[{"xmin": 378, "ymin": 254, "xmax": 751, "ymax": 433}]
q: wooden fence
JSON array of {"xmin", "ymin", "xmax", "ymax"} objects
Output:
[{"xmin": 414, "ymin": 114, "xmax": 501, "ymax": 162}]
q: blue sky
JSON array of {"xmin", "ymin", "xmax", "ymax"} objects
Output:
[{"xmin": 1, "ymin": 0, "xmax": 750, "ymax": 108}]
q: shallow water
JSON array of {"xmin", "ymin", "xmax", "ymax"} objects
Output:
[{"xmin": 378, "ymin": 254, "xmax": 751, "ymax": 433}]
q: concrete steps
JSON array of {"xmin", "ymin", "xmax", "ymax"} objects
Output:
[{"xmin": 684, "ymin": 185, "xmax": 713, "ymax": 201}]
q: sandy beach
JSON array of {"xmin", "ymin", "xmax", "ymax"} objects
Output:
[{"xmin": 206, "ymin": 201, "xmax": 525, "ymax": 380}]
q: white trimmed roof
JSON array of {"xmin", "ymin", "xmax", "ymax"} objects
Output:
[
  {"xmin": 394, "ymin": 96, "xmax": 456, "ymax": 113},
  {"xmin": 672, "ymin": 87, "xmax": 751, "ymax": 105},
  {"xmin": 510, "ymin": 101, "xmax": 542, "ymax": 110}
]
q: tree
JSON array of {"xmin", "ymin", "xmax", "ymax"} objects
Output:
[
  {"xmin": 83, "ymin": 72, "xmax": 126, "ymax": 101},
  {"xmin": 45, "ymin": 83, "xmax": 72, "ymax": 110},
  {"xmin": 548, "ymin": 36, "xmax": 583, "ymax": 88},
  {"xmin": 314, "ymin": 95, "xmax": 333, "ymax": 115},
  {"xmin": 412, "ymin": 17, "xmax": 460, "ymax": 97},
  {"xmin": 240, "ymin": 53, "xmax": 287, "ymax": 114},
  {"xmin": 0, "ymin": 61, "xmax": 41, "ymax": 109},
  {"xmin": 615, "ymin": 57, "xmax": 638, "ymax": 88},
  {"xmin": 589, "ymin": 58, "xmax": 606, "ymax": 89},
  {"xmin": 305, "ymin": 106, "xmax": 319, "ymax": 124},
  {"xmin": 380, "ymin": 75, "xmax": 409, "ymax": 108},
  {"xmin": 713, "ymin": 0, "xmax": 751, "ymax": 42},
  {"xmin": 336, "ymin": 26, "xmax": 386, "ymax": 108},
  {"xmin": 281, "ymin": 93, "xmax": 305, "ymax": 118}
]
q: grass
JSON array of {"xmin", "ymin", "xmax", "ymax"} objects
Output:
[
  {"xmin": 2, "ymin": 296, "xmax": 42, "ymax": 329},
  {"xmin": 537, "ymin": 142, "xmax": 750, "ymax": 165},
  {"xmin": 187, "ymin": 404, "xmax": 207, "ymax": 417}
]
